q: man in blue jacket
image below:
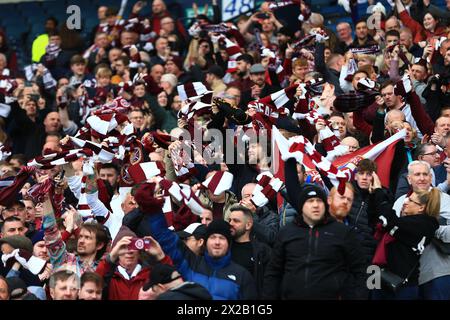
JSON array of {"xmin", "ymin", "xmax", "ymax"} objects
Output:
[{"xmin": 132, "ymin": 182, "xmax": 257, "ymax": 300}]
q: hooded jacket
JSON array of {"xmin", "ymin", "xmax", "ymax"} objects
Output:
[{"xmin": 146, "ymin": 212, "xmax": 257, "ymax": 300}]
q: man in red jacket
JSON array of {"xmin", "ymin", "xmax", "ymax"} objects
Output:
[{"xmin": 95, "ymin": 225, "xmax": 172, "ymax": 300}]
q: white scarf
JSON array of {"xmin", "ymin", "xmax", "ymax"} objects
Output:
[{"xmin": 117, "ymin": 264, "xmax": 142, "ymax": 280}]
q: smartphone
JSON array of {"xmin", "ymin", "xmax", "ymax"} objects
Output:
[
  {"xmin": 256, "ymin": 12, "xmax": 270, "ymax": 19},
  {"xmin": 29, "ymin": 94, "xmax": 40, "ymax": 101},
  {"xmin": 128, "ymin": 238, "xmax": 151, "ymax": 250}
]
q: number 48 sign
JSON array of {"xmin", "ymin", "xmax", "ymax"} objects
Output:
[{"xmin": 222, "ymin": 0, "xmax": 255, "ymax": 21}]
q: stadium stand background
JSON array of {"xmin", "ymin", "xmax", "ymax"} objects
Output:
[{"xmin": 0, "ymin": 0, "xmax": 447, "ymax": 71}]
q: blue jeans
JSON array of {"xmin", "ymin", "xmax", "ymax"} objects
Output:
[
  {"xmin": 420, "ymin": 275, "xmax": 450, "ymax": 300},
  {"xmin": 371, "ymin": 286, "xmax": 420, "ymax": 300}
]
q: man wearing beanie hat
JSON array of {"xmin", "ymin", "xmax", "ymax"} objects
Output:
[
  {"xmin": 95, "ymin": 225, "xmax": 173, "ymax": 300},
  {"xmin": 31, "ymin": 230, "xmax": 48, "ymax": 262},
  {"xmin": 134, "ymin": 198, "xmax": 257, "ymax": 299},
  {"xmin": 206, "ymin": 65, "xmax": 226, "ymax": 96},
  {"xmin": 165, "ymin": 55, "xmax": 193, "ymax": 85},
  {"xmin": 263, "ymin": 158, "xmax": 367, "ymax": 300}
]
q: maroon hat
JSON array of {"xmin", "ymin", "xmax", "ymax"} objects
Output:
[
  {"xmin": 134, "ymin": 183, "xmax": 165, "ymax": 213},
  {"xmin": 112, "ymin": 225, "xmax": 137, "ymax": 249},
  {"xmin": 166, "ymin": 55, "xmax": 183, "ymax": 71}
]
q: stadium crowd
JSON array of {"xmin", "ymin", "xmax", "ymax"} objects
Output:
[{"xmin": 0, "ymin": 0, "xmax": 449, "ymax": 300}]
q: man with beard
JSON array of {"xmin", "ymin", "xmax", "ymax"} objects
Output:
[
  {"xmin": 240, "ymin": 63, "xmax": 281, "ymax": 110},
  {"xmin": 227, "ymin": 205, "xmax": 271, "ymax": 298},
  {"xmin": 328, "ymin": 183, "xmax": 355, "ymax": 224},
  {"xmin": 41, "ymin": 195, "xmax": 109, "ymax": 277},
  {"xmin": 228, "ymin": 54, "xmax": 254, "ymax": 93}
]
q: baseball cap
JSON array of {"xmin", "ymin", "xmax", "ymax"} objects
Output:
[
  {"xmin": 177, "ymin": 223, "xmax": 207, "ymax": 240},
  {"xmin": 249, "ymin": 63, "xmax": 266, "ymax": 74},
  {"xmin": 143, "ymin": 264, "xmax": 181, "ymax": 290}
]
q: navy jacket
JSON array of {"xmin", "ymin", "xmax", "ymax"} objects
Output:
[{"xmin": 147, "ymin": 213, "xmax": 257, "ymax": 300}]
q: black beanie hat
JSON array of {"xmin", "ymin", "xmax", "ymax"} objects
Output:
[
  {"xmin": 205, "ymin": 220, "xmax": 232, "ymax": 244},
  {"xmin": 297, "ymin": 184, "xmax": 328, "ymax": 213}
]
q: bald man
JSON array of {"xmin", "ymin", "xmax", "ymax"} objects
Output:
[
  {"xmin": 341, "ymin": 136, "xmax": 360, "ymax": 153},
  {"xmin": 240, "ymin": 183, "xmax": 279, "ymax": 246}
]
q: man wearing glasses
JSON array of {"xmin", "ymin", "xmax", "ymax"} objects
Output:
[
  {"xmin": 1, "ymin": 201, "xmax": 27, "ymax": 222},
  {"xmin": 395, "ymin": 143, "xmax": 450, "ymax": 199}
]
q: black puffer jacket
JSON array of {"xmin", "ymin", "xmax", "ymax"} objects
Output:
[
  {"xmin": 263, "ymin": 159, "xmax": 368, "ymax": 299},
  {"xmin": 263, "ymin": 215, "xmax": 368, "ymax": 300},
  {"xmin": 252, "ymin": 206, "xmax": 280, "ymax": 247},
  {"xmin": 347, "ymin": 182, "xmax": 378, "ymax": 265}
]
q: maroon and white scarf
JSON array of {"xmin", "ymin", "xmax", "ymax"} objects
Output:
[
  {"xmin": 170, "ymin": 140, "xmax": 198, "ymax": 183},
  {"xmin": 273, "ymin": 127, "xmax": 351, "ymax": 194},
  {"xmin": 69, "ymin": 137, "xmax": 116, "ymax": 163},
  {"xmin": 251, "ymin": 172, "xmax": 284, "ymax": 208},
  {"xmin": 27, "ymin": 149, "xmax": 94, "ymax": 169},
  {"xmin": 159, "ymin": 179, "xmax": 205, "ymax": 216}
]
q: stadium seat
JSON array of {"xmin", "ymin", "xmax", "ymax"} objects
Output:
[{"xmin": 321, "ymin": 5, "xmax": 347, "ymax": 19}]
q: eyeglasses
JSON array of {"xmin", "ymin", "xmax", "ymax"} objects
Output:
[
  {"xmin": 406, "ymin": 196, "xmax": 422, "ymax": 206},
  {"xmin": 422, "ymin": 151, "xmax": 439, "ymax": 157}
]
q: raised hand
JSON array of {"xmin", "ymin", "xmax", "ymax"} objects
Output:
[{"xmin": 143, "ymin": 236, "xmax": 166, "ymax": 261}]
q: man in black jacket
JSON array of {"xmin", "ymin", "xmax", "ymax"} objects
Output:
[
  {"xmin": 228, "ymin": 204, "xmax": 271, "ymax": 298},
  {"xmin": 347, "ymin": 159, "xmax": 382, "ymax": 266},
  {"xmin": 263, "ymin": 158, "xmax": 367, "ymax": 300}
]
